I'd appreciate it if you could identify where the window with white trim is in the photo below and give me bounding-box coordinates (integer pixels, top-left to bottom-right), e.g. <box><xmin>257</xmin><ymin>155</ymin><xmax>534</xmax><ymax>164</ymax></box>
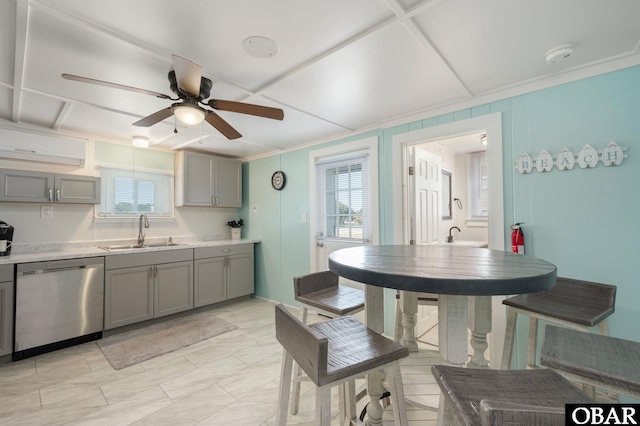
<box><xmin>315</xmin><ymin>152</ymin><xmax>370</xmax><ymax>241</ymax></box>
<box><xmin>98</xmin><ymin>167</ymin><xmax>173</xmax><ymax>217</ymax></box>
<box><xmin>467</xmin><ymin>151</ymin><xmax>488</xmax><ymax>218</ymax></box>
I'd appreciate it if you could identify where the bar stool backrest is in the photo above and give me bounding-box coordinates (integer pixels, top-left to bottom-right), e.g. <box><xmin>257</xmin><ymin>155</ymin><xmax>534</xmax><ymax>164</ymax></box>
<box><xmin>293</xmin><ymin>270</ymin><xmax>339</xmax><ymax>299</ymax></box>
<box><xmin>275</xmin><ymin>303</ymin><xmax>328</xmax><ymax>386</ymax></box>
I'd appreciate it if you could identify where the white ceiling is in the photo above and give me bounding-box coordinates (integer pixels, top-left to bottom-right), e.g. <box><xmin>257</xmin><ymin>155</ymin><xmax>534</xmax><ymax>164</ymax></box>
<box><xmin>2</xmin><ymin>0</ymin><xmax>640</xmax><ymax>159</ymax></box>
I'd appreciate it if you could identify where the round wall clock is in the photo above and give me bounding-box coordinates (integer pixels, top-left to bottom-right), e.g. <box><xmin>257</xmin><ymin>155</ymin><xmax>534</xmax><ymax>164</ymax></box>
<box><xmin>271</xmin><ymin>171</ymin><xmax>286</xmax><ymax>190</ymax></box>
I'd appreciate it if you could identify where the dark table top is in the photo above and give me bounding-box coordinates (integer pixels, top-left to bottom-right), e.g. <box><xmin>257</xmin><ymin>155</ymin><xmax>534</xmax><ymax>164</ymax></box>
<box><xmin>328</xmin><ymin>245</ymin><xmax>557</xmax><ymax>296</ymax></box>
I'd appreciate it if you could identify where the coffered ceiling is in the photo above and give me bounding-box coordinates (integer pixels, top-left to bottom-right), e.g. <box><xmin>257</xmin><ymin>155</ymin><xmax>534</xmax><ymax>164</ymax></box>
<box><xmin>2</xmin><ymin>0</ymin><xmax>639</xmax><ymax>158</ymax></box>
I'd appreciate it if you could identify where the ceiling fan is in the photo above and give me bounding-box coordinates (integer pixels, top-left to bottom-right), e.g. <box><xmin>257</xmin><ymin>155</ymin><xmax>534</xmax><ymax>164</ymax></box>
<box><xmin>62</xmin><ymin>54</ymin><xmax>284</xmax><ymax>140</ymax></box>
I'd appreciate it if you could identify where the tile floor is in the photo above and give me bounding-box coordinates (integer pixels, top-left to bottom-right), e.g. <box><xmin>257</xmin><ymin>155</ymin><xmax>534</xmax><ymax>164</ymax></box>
<box><xmin>0</xmin><ymin>297</ymin><xmax>437</xmax><ymax>426</ymax></box>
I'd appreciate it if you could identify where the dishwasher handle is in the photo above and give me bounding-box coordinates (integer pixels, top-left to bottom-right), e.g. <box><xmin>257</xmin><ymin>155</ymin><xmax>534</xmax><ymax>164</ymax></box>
<box><xmin>17</xmin><ymin>257</ymin><xmax>105</xmax><ymax>275</ymax></box>
<box><xmin>19</xmin><ymin>265</ymin><xmax>93</xmax><ymax>275</ymax></box>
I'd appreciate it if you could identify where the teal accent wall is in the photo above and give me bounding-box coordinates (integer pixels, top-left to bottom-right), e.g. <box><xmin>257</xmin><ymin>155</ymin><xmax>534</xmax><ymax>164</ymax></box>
<box><xmin>243</xmin><ymin>65</ymin><xmax>640</xmax><ymax>368</ymax></box>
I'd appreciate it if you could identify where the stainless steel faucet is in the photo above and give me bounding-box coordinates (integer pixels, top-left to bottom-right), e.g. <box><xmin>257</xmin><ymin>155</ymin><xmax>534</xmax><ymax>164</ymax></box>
<box><xmin>447</xmin><ymin>226</ymin><xmax>461</xmax><ymax>243</ymax></box>
<box><xmin>138</xmin><ymin>214</ymin><xmax>149</xmax><ymax>246</ymax></box>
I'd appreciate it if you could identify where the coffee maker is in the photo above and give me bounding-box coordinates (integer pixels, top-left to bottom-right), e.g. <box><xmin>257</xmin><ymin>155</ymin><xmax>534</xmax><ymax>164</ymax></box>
<box><xmin>0</xmin><ymin>221</ymin><xmax>14</xmax><ymax>256</ymax></box>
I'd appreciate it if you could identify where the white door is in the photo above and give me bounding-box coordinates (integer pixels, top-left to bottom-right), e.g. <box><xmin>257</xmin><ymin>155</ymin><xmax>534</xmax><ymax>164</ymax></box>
<box><xmin>309</xmin><ymin>138</ymin><xmax>379</xmax><ymax>325</ymax></box>
<box><xmin>412</xmin><ymin>147</ymin><xmax>442</xmax><ymax>337</ymax></box>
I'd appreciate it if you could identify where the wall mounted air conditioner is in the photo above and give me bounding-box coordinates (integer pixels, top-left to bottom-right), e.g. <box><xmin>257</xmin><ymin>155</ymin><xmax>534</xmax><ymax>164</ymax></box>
<box><xmin>0</xmin><ymin>128</ymin><xmax>86</xmax><ymax>166</ymax></box>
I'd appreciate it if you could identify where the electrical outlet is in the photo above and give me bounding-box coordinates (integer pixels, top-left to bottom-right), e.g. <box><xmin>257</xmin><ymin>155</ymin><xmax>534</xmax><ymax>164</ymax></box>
<box><xmin>41</xmin><ymin>205</ymin><xmax>53</xmax><ymax>219</ymax></box>
<box><xmin>252</xmin><ymin>205</ymin><xmax>258</xmax><ymax>213</ymax></box>
<box><xmin>206</xmin><ymin>212</ymin><xmax>212</xmax><ymax>219</ymax></box>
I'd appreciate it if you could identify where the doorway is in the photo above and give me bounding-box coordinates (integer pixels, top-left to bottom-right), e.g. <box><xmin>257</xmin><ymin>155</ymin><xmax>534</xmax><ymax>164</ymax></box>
<box><xmin>391</xmin><ymin>113</ymin><xmax>506</xmax><ymax>364</ymax></box>
<box><xmin>409</xmin><ymin>134</ymin><xmax>489</xmax><ymax>338</ymax></box>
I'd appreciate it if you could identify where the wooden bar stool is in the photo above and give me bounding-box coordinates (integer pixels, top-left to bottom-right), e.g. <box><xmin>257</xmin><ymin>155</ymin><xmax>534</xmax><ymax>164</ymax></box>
<box><xmin>541</xmin><ymin>324</ymin><xmax>640</xmax><ymax>401</ymax></box>
<box><xmin>394</xmin><ymin>290</ymin><xmax>438</xmax><ymax>343</ymax></box>
<box><xmin>431</xmin><ymin>364</ymin><xmax>594</xmax><ymax>426</ymax></box>
<box><xmin>275</xmin><ymin>304</ymin><xmax>410</xmax><ymax>426</ymax></box>
<box><xmin>291</xmin><ymin>270</ymin><xmax>365</xmax><ymax>415</ymax></box>
<box><xmin>501</xmin><ymin>277</ymin><xmax>616</xmax><ymax>370</ymax></box>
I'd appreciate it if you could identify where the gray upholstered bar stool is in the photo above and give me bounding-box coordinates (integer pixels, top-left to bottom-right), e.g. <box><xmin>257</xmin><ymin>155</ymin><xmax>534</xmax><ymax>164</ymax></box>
<box><xmin>431</xmin><ymin>364</ymin><xmax>594</xmax><ymax>426</ymax></box>
<box><xmin>290</xmin><ymin>270</ymin><xmax>365</xmax><ymax>415</ymax></box>
<box><xmin>501</xmin><ymin>277</ymin><xmax>616</xmax><ymax>370</ymax></box>
<box><xmin>541</xmin><ymin>324</ymin><xmax>640</xmax><ymax>401</ymax></box>
<box><xmin>275</xmin><ymin>304</ymin><xmax>410</xmax><ymax>426</ymax></box>
<box><xmin>394</xmin><ymin>290</ymin><xmax>438</xmax><ymax>342</ymax></box>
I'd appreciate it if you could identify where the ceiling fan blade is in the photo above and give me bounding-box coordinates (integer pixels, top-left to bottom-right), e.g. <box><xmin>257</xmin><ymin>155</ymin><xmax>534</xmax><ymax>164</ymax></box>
<box><xmin>132</xmin><ymin>107</ymin><xmax>174</xmax><ymax>127</ymax></box>
<box><xmin>61</xmin><ymin>74</ymin><xmax>171</xmax><ymax>99</ymax></box>
<box><xmin>208</xmin><ymin>99</ymin><xmax>284</xmax><ymax>120</ymax></box>
<box><xmin>205</xmin><ymin>111</ymin><xmax>242</xmax><ymax>140</ymax></box>
<box><xmin>171</xmin><ymin>54</ymin><xmax>202</xmax><ymax>97</ymax></box>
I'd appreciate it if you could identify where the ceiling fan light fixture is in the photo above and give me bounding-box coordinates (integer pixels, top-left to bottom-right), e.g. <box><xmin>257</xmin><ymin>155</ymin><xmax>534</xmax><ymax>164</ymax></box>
<box><xmin>132</xmin><ymin>136</ymin><xmax>149</xmax><ymax>148</ymax></box>
<box><xmin>173</xmin><ymin>104</ymin><xmax>206</xmax><ymax>125</ymax></box>
<box><xmin>545</xmin><ymin>44</ymin><xmax>573</xmax><ymax>64</ymax></box>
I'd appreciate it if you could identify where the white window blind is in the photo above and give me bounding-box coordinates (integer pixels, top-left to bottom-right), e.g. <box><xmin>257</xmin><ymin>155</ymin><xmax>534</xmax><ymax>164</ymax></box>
<box><xmin>467</xmin><ymin>151</ymin><xmax>488</xmax><ymax>218</ymax></box>
<box><xmin>315</xmin><ymin>152</ymin><xmax>370</xmax><ymax>242</ymax></box>
<box><xmin>98</xmin><ymin>167</ymin><xmax>173</xmax><ymax>217</ymax></box>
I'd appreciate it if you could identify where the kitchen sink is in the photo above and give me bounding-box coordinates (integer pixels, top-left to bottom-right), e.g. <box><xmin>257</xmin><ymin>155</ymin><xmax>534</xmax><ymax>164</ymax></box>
<box><xmin>99</xmin><ymin>242</ymin><xmax>184</xmax><ymax>251</ymax></box>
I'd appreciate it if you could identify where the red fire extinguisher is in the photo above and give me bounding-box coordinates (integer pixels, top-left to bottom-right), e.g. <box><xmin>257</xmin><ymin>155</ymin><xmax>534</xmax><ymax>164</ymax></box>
<box><xmin>511</xmin><ymin>223</ymin><xmax>525</xmax><ymax>254</ymax></box>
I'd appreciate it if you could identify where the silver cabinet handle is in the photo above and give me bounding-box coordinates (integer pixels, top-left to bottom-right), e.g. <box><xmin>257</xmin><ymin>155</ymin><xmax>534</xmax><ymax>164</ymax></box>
<box><xmin>48</xmin><ymin>188</ymin><xmax>53</xmax><ymax>202</ymax></box>
<box><xmin>222</xmin><ymin>249</ymin><xmax>231</xmax><ymax>253</ymax></box>
<box><xmin>154</xmin><ymin>266</ymin><xmax>158</xmax><ymax>278</ymax></box>
<box><xmin>316</xmin><ymin>241</ymin><xmax>324</xmax><ymax>247</ymax></box>
<box><xmin>148</xmin><ymin>266</ymin><xmax>152</xmax><ymax>279</ymax></box>
<box><xmin>56</xmin><ymin>189</ymin><xmax>60</xmax><ymax>202</ymax></box>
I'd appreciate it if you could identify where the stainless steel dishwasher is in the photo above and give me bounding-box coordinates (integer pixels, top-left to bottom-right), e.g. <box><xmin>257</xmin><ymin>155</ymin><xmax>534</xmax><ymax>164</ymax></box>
<box><xmin>14</xmin><ymin>257</ymin><xmax>104</xmax><ymax>360</ymax></box>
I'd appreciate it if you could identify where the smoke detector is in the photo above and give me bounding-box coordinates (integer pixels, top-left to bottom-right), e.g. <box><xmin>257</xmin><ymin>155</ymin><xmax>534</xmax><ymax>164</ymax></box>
<box><xmin>545</xmin><ymin>44</ymin><xmax>573</xmax><ymax>64</ymax></box>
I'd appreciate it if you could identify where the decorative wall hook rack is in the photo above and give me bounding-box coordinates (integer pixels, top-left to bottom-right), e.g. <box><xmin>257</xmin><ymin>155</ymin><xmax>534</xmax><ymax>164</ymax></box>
<box><xmin>515</xmin><ymin>141</ymin><xmax>627</xmax><ymax>174</ymax></box>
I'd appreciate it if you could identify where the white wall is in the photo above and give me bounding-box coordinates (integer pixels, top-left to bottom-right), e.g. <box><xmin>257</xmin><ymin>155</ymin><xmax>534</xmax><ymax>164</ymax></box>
<box><xmin>0</xmin><ymin>139</ymin><xmax>240</xmax><ymax>245</ymax></box>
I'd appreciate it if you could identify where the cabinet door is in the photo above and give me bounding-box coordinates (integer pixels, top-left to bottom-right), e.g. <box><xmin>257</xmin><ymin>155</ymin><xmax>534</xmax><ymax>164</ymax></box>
<box><xmin>182</xmin><ymin>152</ymin><xmax>214</xmax><ymax>206</ymax></box>
<box><xmin>213</xmin><ymin>157</ymin><xmax>242</xmax><ymax>207</ymax></box>
<box><xmin>155</xmin><ymin>261</ymin><xmax>193</xmax><ymax>318</ymax></box>
<box><xmin>55</xmin><ymin>174</ymin><xmax>101</xmax><ymax>204</ymax></box>
<box><xmin>0</xmin><ymin>169</ymin><xmax>54</xmax><ymax>202</ymax></box>
<box><xmin>226</xmin><ymin>253</ymin><xmax>254</xmax><ymax>299</ymax></box>
<box><xmin>194</xmin><ymin>256</ymin><xmax>226</xmax><ymax>307</ymax></box>
<box><xmin>0</xmin><ymin>281</ymin><xmax>14</xmax><ymax>356</ymax></box>
<box><xmin>104</xmin><ymin>266</ymin><xmax>153</xmax><ymax>330</ymax></box>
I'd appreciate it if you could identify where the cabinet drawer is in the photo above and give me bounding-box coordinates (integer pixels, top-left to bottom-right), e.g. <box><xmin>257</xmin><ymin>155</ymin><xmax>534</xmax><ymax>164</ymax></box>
<box><xmin>194</xmin><ymin>244</ymin><xmax>253</xmax><ymax>259</ymax></box>
<box><xmin>105</xmin><ymin>248</ymin><xmax>193</xmax><ymax>269</ymax></box>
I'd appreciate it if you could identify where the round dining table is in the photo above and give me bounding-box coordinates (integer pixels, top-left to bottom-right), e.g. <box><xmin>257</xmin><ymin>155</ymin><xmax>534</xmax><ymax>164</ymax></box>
<box><xmin>328</xmin><ymin>244</ymin><xmax>557</xmax><ymax>425</ymax></box>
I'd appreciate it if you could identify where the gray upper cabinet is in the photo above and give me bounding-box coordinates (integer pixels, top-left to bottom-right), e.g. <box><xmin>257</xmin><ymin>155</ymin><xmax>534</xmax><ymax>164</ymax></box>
<box><xmin>175</xmin><ymin>151</ymin><xmax>241</xmax><ymax>207</ymax></box>
<box><xmin>0</xmin><ymin>168</ymin><xmax>100</xmax><ymax>204</ymax></box>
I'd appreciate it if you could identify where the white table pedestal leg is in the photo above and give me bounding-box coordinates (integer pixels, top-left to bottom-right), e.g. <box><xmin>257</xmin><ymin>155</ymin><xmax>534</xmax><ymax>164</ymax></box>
<box><xmin>364</xmin><ymin>285</ymin><xmax>385</xmax><ymax>426</ymax></box>
<box><xmin>467</xmin><ymin>295</ymin><xmax>492</xmax><ymax>368</ymax></box>
<box><xmin>400</xmin><ymin>291</ymin><xmax>419</xmax><ymax>352</ymax></box>
<box><xmin>438</xmin><ymin>295</ymin><xmax>469</xmax><ymax>367</ymax></box>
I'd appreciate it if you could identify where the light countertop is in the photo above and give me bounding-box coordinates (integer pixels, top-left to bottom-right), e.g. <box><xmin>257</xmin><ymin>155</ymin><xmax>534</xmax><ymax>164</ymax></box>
<box><xmin>0</xmin><ymin>237</ymin><xmax>260</xmax><ymax>265</ymax></box>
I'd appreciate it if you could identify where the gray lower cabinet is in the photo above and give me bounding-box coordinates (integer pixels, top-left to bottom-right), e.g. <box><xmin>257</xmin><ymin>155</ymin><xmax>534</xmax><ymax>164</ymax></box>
<box><xmin>104</xmin><ymin>249</ymin><xmax>193</xmax><ymax>330</ymax></box>
<box><xmin>0</xmin><ymin>264</ymin><xmax>14</xmax><ymax>356</ymax></box>
<box><xmin>0</xmin><ymin>168</ymin><xmax>100</xmax><ymax>204</ymax></box>
<box><xmin>194</xmin><ymin>244</ymin><xmax>254</xmax><ymax>307</ymax></box>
